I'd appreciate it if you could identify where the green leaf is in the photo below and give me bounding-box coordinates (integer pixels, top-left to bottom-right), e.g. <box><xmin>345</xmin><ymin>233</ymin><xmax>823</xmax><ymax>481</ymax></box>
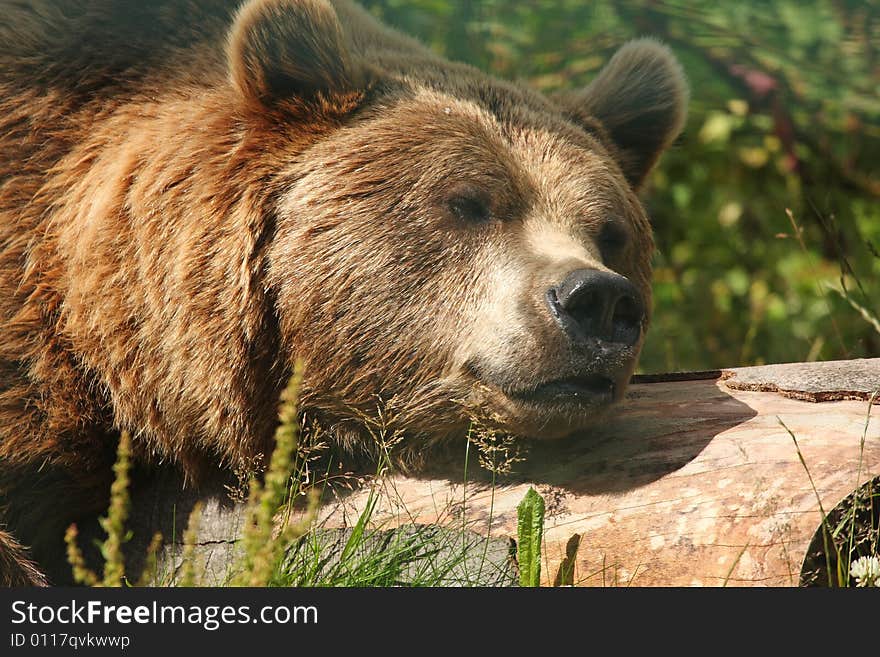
<box><xmin>516</xmin><ymin>487</ymin><xmax>545</xmax><ymax>587</ymax></box>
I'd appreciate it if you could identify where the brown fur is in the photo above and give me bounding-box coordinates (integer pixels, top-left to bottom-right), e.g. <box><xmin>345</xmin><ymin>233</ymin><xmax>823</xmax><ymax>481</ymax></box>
<box><xmin>0</xmin><ymin>530</ymin><xmax>47</xmax><ymax>586</ymax></box>
<box><xmin>0</xmin><ymin>0</ymin><xmax>687</xmax><ymax>584</ymax></box>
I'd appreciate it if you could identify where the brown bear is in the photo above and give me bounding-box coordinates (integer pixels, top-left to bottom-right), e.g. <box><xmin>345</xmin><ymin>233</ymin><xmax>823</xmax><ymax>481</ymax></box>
<box><xmin>0</xmin><ymin>0</ymin><xmax>687</xmax><ymax>585</ymax></box>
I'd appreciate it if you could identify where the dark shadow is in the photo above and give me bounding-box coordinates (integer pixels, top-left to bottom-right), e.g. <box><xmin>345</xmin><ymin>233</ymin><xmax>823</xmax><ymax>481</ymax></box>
<box><xmin>417</xmin><ymin>376</ymin><xmax>758</xmax><ymax>495</ymax></box>
<box><xmin>800</xmin><ymin>475</ymin><xmax>880</xmax><ymax>587</ymax></box>
<box><xmin>1</xmin><ymin>457</ymin><xmax>114</xmax><ymax>586</ymax></box>
<box><xmin>84</xmin><ymin>465</ymin><xmax>242</xmax><ymax>581</ymax></box>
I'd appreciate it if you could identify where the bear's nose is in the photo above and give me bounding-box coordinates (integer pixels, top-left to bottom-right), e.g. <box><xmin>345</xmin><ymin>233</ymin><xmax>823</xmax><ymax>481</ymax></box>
<box><xmin>546</xmin><ymin>269</ymin><xmax>645</xmax><ymax>346</ymax></box>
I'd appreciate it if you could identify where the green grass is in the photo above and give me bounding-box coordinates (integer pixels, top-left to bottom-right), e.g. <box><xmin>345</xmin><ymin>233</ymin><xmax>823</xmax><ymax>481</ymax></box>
<box><xmin>65</xmin><ymin>430</ymin><xmax>135</xmax><ymax>587</ymax></box>
<box><xmin>785</xmin><ymin>393</ymin><xmax>880</xmax><ymax>587</ymax></box>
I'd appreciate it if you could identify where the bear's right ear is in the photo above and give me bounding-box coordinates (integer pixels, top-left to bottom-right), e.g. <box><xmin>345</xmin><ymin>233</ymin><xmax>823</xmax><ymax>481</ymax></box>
<box><xmin>227</xmin><ymin>0</ymin><xmax>364</xmax><ymax>109</ymax></box>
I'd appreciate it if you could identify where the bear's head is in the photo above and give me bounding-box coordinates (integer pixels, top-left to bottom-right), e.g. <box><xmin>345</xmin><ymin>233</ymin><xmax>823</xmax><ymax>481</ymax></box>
<box><xmin>228</xmin><ymin>0</ymin><xmax>688</xmax><ymax>448</ymax></box>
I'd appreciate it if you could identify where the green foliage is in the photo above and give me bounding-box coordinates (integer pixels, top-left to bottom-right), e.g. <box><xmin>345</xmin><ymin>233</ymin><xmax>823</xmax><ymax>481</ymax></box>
<box><xmin>176</xmin><ymin>503</ymin><xmax>203</xmax><ymax>587</ymax></box>
<box><xmin>278</xmin><ymin>409</ymin><xmax>512</xmax><ymax>586</ymax></box>
<box><xmin>65</xmin><ymin>431</ymin><xmax>134</xmax><ymax>587</ymax></box>
<box><xmin>516</xmin><ymin>487</ymin><xmax>545</xmax><ymax>587</ymax></box>
<box><xmin>66</xmin><ymin>367</ymin><xmax>313</xmax><ymax>587</ymax></box>
<box><xmin>362</xmin><ymin>0</ymin><xmax>880</xmax><ymax>370</ymax></box>
<box><xmin>232</xmin><ymin>362</ymin><xmax>311</xmax><ymax>586</ymax></box>
<box><xmin>99</xmin><ymin>430</ymin><xmax>133</xmax><ymax>586</ymax></box>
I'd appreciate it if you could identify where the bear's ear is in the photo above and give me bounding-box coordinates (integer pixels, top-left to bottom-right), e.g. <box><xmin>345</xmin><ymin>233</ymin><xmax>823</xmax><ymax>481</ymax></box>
<box><xmin>227</xmin><ymin>0</ymin><xmax>363</xmax><ymax>108</ymax></box>
<box><xmin>557</xmin><ymin>39</ymin><xmax>688</xmax><ymax>189</ymax></box>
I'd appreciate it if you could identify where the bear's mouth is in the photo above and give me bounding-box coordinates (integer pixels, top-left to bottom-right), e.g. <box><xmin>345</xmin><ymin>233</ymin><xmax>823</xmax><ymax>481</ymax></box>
<box><xmin>463</xmin><ymin>359</ymin><xmax>625</xmax><ymax>413</ymax></box>
<box><xmin>507</xmin><ymin>374</ymin><xmax>615</xmax><ymax>405</ymax></box>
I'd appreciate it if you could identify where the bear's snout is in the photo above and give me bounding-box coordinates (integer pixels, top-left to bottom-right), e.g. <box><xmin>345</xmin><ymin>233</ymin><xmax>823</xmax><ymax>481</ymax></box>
<box><xmin>546</xmin><ymin>268</ymin><xmax>645</xmax><ymax>347</ymax></box>
<box><xmin>460</xmin><ymin>263</ymin><xmax>647</xmax><ymax>437</ymax></box>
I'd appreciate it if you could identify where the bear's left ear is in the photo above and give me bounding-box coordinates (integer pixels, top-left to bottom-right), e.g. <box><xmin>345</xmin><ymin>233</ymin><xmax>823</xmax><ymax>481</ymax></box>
<box><xmin>227</xmin><ymin>0</ymin><xmax>365</xmax><ymax>110</ymax></box>
<box><xmin>556</xmin><ymin>39</ymin><xmax>689</xmax><ymax>189</ymax></box>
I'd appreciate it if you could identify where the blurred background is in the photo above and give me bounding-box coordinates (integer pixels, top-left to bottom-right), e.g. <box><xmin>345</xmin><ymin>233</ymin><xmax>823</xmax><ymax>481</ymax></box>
<box><xmin>361</xmin><ymin>0</ymin><xmax>880</xmax><ymax>373</ymax></box>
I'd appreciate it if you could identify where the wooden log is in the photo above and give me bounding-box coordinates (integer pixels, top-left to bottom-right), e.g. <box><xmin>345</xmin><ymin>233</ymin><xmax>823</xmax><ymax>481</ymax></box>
<box><xmin>311</xmin><ymin>358</ymin><xmax>880</xmax><ymax>586</ymax></box>
<box><xmin>88</xmin><ymin>358</ymin><xmax>880</xmax><ymax>586</ymax></box>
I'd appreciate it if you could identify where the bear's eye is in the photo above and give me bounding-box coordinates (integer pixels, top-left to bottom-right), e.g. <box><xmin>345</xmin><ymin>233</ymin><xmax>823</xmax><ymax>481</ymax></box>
<box><xmin>446</xmin><ymin>192</ymin><xmax>492</xmax><ymax>225</ymax></box>
<box><xmin>597</xmin><ymin>220</ymin><xmax>629</xmax><ymax>259</ymax></box>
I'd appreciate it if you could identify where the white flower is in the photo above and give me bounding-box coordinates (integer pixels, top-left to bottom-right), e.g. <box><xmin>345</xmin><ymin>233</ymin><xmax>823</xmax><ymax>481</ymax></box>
<box><xmin>849</xmin><ymin>555</ymin><xmax>880</xmax><ymax>587</ymax></box>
